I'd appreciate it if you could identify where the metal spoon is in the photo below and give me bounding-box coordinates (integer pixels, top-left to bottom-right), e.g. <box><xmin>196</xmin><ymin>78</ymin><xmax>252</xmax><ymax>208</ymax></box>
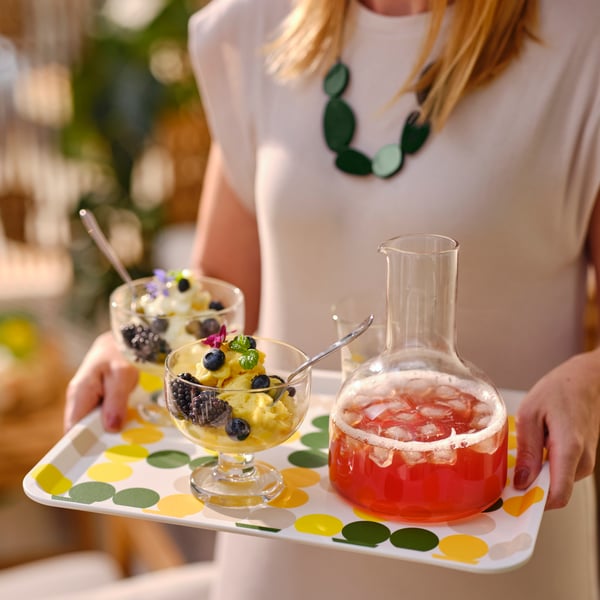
<box><xmin>79</xmin><ymin>208</ymin><xmax>135</xmax><ymax>293</ymax></box>
<box><xmin>286</xmin><ymin>313</ymin><xmax>374</xmax><ymax>384</ymax></box>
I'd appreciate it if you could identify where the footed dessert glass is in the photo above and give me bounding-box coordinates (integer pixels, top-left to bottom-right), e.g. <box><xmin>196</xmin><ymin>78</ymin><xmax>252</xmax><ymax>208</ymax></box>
<box><xmin>164</xmin><ymin>334</ymin><xmax>311</xmax><ymax>507</ymax></box>
<box><xmin>110</xmin><ymin>270</ymin><xmax>245</xmax><ymax>425</ymax></box>
<box><xmin>329</xmin><ymin>234</ymin><xmax>508</xmax><ymax>522</ymax></box>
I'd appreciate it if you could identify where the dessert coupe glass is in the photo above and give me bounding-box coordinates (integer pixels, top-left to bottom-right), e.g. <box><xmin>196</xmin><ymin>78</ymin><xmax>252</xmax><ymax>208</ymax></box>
<box><xmin>110</xmin><ymin>271</ymin><xmax>245</xmax><ymax>425</ymax></box>
<box><xmin>164</xmin><ymin>336</ymin><xmax>311</xmax><ymax>507</ymax></box>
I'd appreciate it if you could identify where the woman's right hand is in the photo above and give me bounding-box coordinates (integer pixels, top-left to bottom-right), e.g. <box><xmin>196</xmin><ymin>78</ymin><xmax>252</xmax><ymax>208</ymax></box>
<box><xmin>64</xmin><ymin>331</ymin><xmax>139</xmax><ymax>433</ymax></box>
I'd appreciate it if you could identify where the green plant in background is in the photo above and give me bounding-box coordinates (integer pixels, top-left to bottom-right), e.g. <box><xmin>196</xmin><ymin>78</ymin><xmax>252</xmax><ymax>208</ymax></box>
<box><xmin>61</xmin><ymin>0</ymin><xmax>205</xmax><ymax>326</ymax></box>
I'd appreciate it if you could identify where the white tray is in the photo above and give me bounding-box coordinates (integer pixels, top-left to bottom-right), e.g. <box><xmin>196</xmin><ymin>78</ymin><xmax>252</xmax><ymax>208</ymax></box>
<box><xmin>23</xmin><ymin>370</ymin><xmax>548</xmax><ymax>573</ymax></box>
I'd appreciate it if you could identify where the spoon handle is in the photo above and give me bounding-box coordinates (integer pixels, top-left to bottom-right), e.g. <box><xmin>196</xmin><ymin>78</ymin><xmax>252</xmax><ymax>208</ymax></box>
<box><xmin>79</xmin><ymin>209</ymin><xmax>134</xmax><ymax>286</ymax></box>
<box><xmin>287</xmin><ymin>313</ymin><xmax>374</xmax><ymax>383</ymax></box>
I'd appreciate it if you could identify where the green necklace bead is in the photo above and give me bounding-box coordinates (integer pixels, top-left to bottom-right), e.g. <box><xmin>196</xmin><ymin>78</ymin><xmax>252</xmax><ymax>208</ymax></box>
<box><xmin>322</xmin><ymin>60</ymin><xmax>431</xmax><ymax>179</ymax></box>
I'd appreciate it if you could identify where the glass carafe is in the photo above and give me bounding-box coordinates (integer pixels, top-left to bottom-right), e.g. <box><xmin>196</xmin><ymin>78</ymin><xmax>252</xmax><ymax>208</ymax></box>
<box><xmin>329</xmin><ymin>234</ymin><xmax>508</xmax><ymax>522</ymax></box>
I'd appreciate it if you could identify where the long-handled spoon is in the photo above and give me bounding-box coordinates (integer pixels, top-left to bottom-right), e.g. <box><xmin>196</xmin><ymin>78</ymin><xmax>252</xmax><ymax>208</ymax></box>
<box><xmin>286</xmin><ymin>313</ymin><xmax>374</xmax><ymax>384</ymax></box>
<box><xmin>79</xmin><ymin>208</ymin><xmax>135</xmax><ymax>294</ymax></box>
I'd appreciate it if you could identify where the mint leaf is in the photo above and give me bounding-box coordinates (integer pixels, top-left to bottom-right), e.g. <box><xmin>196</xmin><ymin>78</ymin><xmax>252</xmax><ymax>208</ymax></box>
<box><xmin>239</xmin><ymin>349</ymin><xmax>259</xmax><ymax>370</ymax></box>
<box><xmin>229</xmin><ymin>334</ymin><xmax>251</xmax><ymax>353</ymax></box>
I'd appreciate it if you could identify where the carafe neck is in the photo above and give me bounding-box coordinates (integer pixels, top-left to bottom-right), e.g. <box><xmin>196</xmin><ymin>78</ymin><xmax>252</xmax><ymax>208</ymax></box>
<box><xmin>379</xmin><ymin>234</ymin><xmax>459</xmax><ymax>357</ymax></box>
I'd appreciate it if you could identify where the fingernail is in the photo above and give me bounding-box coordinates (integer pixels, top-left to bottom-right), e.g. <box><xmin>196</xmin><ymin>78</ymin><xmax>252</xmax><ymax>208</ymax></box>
<box><xmin>514</xmin><ymin>468</ymin><xmax>530</xmax><ymax>488</ymax></box>
<box><xmin>106</xmin><ymin>414</ymin><xmax>122</xmax><ymax>431</ymax></box>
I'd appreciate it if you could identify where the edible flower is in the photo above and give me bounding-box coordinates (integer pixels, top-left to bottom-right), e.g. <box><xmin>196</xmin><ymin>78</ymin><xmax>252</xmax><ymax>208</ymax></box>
<box><xmin>146</xmin><ymin>269</ymin><xmax>174</xmax><ymax>298</ymax></box>
<box><xmin>203</xmin><ymin>324</ymin><xmax>228</xmax><ymax>348</ymax></box>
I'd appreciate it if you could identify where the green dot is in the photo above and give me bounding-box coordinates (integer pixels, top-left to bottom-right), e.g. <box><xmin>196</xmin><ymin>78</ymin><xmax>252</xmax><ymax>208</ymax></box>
<box><xmin>287</xmin><ymin>449</ymin><xmax>328</xmax><ymax>469</ymax></box>
<box><xmin>69</xmin><ymin>481</ymin><xmax>115</xmax><ymax>504</ymax></box>
<box><xmin>147</xmin><ymin>450</ymin><xmax>190</xmax><ymax>469</ymax></box>
<box><xmin>300</xmin><ymin>430</ymin><xmax>329</xmax><ymax>449</ymax></box>
<box><xmin>342</xmin><ymin>521</ymin><xmax>391</xmax><ymax>545</ymax></box>
<box><xmin>311</xmin><ymin>415</ymin><xmax>330</xmax><ymax>431</ymax></box>
<box><xmin>113</xmin><ymin>487</ymin><xmax>160</xmax><ymax>508</ymax></box>
<box><xmin>390</xmin><ymin>527</ymin><xmax>439</xmax><ymax>552</ymax></box>
<box><xmin>190</xmin><ymin>455</ymin><xmax>218</xmax><ymax>469</ymax></box>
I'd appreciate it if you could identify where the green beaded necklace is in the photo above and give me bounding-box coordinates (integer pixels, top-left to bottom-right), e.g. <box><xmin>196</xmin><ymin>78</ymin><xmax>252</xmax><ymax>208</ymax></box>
<box><xmin>323</xmin><ymin>60</ymin><xmax>432</xmax><ymax>178</ymax></box>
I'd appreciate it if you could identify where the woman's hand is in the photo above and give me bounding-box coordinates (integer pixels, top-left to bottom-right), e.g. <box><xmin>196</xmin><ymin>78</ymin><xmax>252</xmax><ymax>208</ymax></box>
<box><xmin>64</xmin><ymin>331</ymin><xmax>138</xmax><ymax>433</ymax></box>
<box><xmin>514</xmin><ymin>349</ymin><xmax>600</xmax><ymax>509</ymax></box>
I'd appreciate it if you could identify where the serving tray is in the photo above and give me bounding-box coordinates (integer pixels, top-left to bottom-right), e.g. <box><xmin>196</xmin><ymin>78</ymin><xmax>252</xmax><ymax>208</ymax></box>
<box><xmin>23</xmin><ymin>370</ymin><xmax>548</xmax><ymax>573</ymax></box>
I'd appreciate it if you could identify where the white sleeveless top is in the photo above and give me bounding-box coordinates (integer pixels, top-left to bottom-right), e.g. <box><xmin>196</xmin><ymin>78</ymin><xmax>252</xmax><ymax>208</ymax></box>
<box><xmin>189</xmin><ymin>1</ymin><xmax>600</xmax><ymax>598</ymax></box>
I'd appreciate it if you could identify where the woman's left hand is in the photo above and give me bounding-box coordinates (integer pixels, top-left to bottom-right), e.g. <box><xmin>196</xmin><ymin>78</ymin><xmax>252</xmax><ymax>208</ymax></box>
<box><xmin>514</xmin><ymin>349</ymin><xmax>600</xmax><ymax>509</ymax></box>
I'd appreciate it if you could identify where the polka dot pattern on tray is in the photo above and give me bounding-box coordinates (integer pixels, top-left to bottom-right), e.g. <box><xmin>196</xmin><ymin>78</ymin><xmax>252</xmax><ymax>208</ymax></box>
<box><xmin>23</xmin><ymin>381</ymin><xmax>548</xmax><ymax>574</ymax></box>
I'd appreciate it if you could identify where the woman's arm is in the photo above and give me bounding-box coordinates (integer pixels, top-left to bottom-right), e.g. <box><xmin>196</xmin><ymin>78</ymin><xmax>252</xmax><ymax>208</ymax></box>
<box><xmin>514</xmin><ymin>187</ymin><xmax>600</xmax><ymax>509</ymax></box>
<box><xmin>191</xmin><ymin>143</ymin><xmax>261</xmax><ymax>334</ymax></box>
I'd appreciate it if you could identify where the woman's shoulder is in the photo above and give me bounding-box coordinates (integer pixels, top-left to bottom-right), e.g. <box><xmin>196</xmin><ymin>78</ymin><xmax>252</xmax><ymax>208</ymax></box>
<box><xmin>540</xmin><ymin>0</ymin><xmax>600</xmax><ymax>42</ymax></box>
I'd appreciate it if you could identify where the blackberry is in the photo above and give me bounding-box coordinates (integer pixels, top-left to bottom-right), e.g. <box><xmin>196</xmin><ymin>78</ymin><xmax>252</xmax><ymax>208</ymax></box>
<box><xmin>203</xmin><ymin>348</ymin><xmax>226</xmax><ymax>371</ymax></box>
<box><xmin>251</xmin><ymin>374</ymin><xmax>271</xmax><ymax>389</ymax></box>
<box><xmin>189</xmin><ymin>391</ymin><xmax>231</xmax><ymax>426</ymax></box>
<box><xmin>170</xmin><ymin>372</ymin><xmax>200</xmax><ymax>418</ymax></box>
<box><xmin>120</xmin><ymin>324</ymin><xmax>170</xmax><ymax>362</ymax></box>
<box><xmin>225</xmin><ymin>417</ymin><xmax>251</xmax><ymax>441</ymax></box>
<box><xmin>208</xmin><ymin>300</ymin><xmax>224</xmax><ymax>311</ymax></box>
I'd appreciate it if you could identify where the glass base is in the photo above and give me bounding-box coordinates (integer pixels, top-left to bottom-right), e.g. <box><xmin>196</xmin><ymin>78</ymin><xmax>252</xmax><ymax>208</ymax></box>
<box><xmin>190</xmin><ymin>455</ymin><xmax>284</xmax><ymax>508</ymax></box>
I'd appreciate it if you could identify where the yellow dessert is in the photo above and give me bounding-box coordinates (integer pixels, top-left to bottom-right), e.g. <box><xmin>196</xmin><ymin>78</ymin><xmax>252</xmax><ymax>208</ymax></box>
<box><xmin>169</xmin><ymin>332</ymin><xmax>299</xmax><ymax>453</ymax></box>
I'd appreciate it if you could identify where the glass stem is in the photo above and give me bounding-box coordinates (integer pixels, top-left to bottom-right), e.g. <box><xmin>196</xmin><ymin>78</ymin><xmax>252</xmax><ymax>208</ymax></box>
<box><xmin>216</xmin><ymin>453</ymin><xmax>257</xmax><ymax>480</ymax></box>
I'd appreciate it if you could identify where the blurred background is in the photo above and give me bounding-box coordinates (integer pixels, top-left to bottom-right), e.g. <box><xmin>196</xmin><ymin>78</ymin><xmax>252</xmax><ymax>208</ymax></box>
<box><xmin>0</xmin><ymin>0</ymin><xmax>217</xmax><ymax>590</ymax></box>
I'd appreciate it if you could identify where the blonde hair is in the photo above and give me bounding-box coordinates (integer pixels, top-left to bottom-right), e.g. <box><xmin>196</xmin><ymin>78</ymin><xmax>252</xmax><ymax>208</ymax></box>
<box><xmin>266</xmin><ymin>0</ymin><xmax>539</xmax><ymax>130</ymax></box>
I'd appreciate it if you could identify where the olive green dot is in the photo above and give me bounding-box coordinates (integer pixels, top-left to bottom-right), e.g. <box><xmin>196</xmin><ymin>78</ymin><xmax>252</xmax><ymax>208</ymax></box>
<box><xmin>390</xmin><ymin>527</ymin><xmax>439</xmax><ymax>552</ymax></box>
<box><xmin>69</xmin><ymin>481</ymin><xmax>115</xmax><ymax>504</ymax></box>
<box><xmin>147</xmin><ymin>450</ymin><xmax>190</xmax><ymax>469</ymax></box>
<box><xmin>113</xmin><ymin>487</ymin><xmax>160</xmax><ymax>509</ymax></box>
<box><xmin>311</xmin><ymin>415</ymin><xmax>330</xmax><ymax>431</ymax></box>
<box><xmin>287</xmin><ymin>449</ymin><xmax>328</xmax><ymax>469</ymax></box>
<box><xmin>342</xmin><ymin>521</ymin><xmax>391</xmax><ymax>545</ymax></box>
<box><xmin>300</xmin><ymin>430</ymin><xmax>329</xmax><ymax>449</ymax></box>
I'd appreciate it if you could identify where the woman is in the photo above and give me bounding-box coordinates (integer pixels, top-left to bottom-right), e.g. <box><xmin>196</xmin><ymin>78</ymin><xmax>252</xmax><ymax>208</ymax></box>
<box><xmin>66</xmin><ymin>0</ymin><xmax>600</xmax><ymax>598</ymax></box>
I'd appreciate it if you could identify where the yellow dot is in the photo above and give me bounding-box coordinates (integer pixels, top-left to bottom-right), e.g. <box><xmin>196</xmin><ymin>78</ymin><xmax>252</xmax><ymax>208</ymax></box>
<box><xmin>139</xmin><ymin>372</ymin><xmax>163</xmax><ymax>392</ymax></box>
<box><xmin>507</xmin><ymin>453</ymin><xmax>516</xmax><ymax>468</ymax></box>
<box><xmin>122</xmin><ymin>427</ymin><xmax>164</xmax><ymax>445</ymax></box>
<box><xmin>281</xmin><ymin>467</ymin><xmax>321</xmax><ymax>488</ymax></box>
<box><xmin>434</xmin><ymin>534</ymin><xmax>489</xmax><ymax>564</ymax></box>
<box><xmin>503</xmin><ymin>486</ymin><xmax>545</xmax><ymax>517</ymax></box>
<box><xmin>269</xmin><ymin>486</ymin><xmax>309</xmax><ymax>509</ymax></box>
<box><xmin>283</xmin><ymin>430</ymin><xmax>302</xmax><ymax>444</ymax></box>
<box><xmin>87</xmin><ymin>462</ymin><xmax>133</xmax><ymax>482</ymax></box>
<box><xmin>294</xmin><ymin>514</ymin><xmax>343</xmax><ymax>536</ymax></box>
<box><xmin>508</xmin><ymin>434</ymin><xmax>517</xmax><ymax>450</ymax></box>
<box><xmin>104</xmin><ymin>444</ymin><xmax>149</xmax><ymax>463</ymax></box>
<box><xmin>144</xmin><ymin>494</ymin><xmax>204</xmax><ymax>517</ymax></box>
<box><xmin>31</xmin><ymin>464</ymin><xmax>72</xmax><ymax>495</ymax></box>
<box><xmin>508</xmin><ymin>415</ymin><xmax>516</xmax><ymax>434</ymax></box>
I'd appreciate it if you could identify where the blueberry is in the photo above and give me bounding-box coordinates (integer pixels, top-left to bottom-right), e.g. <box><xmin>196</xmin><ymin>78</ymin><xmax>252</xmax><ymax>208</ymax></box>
<box><xmin>208</xmin><ymin>300</ymin><xmax>224</xmax><ymax>311</ymax></box>
<box><xmin>150</xmin><ymin>317</ymin><xmax>169</xmax><ymax>334</ymax></box>
<box><xmin>225</xmin><ymin>417</ymin><xmax>251</xmax><ymax>441</ymax></box>
<box><xmin>251</xmin><ymin>374</ymin><xmax>271</xmax><ymax>389</ymax></box>
<box><xmin>203</xmin><ymin>348</ymin><xmax>225</xmax><ymax>371</ymax></box>
<box><xmin>200</xmin><ymin>317</ymin><xmax>221</xmax><ymax>337</ymax></box>
<box><xmin>178</xmin><ymin>278</ymin><xmax>191</xmax><ymax>292</ymax></box>
<box><xmin>247</xmin><ymin>336</ymin><xmax>257</xmax><ymax>349</ymax></box>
